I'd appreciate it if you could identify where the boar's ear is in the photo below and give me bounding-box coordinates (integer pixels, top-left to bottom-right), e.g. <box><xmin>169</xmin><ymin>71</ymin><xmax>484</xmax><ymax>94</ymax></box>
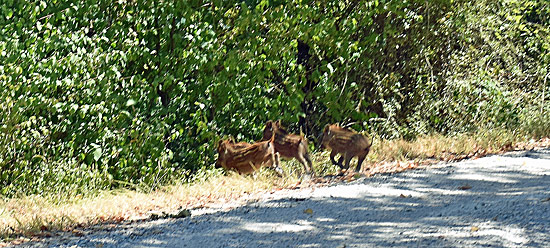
<box><xmin>265</xmin><ymin>120</ymin><xmax>273</xmax><ymax>129</ymax></box>
<box><xmin>216</xmin><ymin>139</ymin><xmax>223</xmax><ymax>149</ymax></box>
<box><xmin>324</xmin><ymin>124</ymin><xmax>332</xmax><ymax>136</ymax></box>
<box><xmin>276</xmin><ymin>120</ymin><xmax>282</xmax><ymax>127</ymax></box>
<box><xmin>267</xmin><ymin>120</ymin><xmax>277</xmax><ymax>132</ymax></box>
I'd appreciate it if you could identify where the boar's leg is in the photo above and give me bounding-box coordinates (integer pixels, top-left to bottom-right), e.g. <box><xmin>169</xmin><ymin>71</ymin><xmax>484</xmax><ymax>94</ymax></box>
<box><xmin>272</xmin><ymin>152</ymin><xmax>285</xmax><ymax>176</ymax></box>
<box><xmin>355</xmin><ymin>153</ymin><xmax>367</xmax><ymax>172</ymax></box>
<box><xmin>297</xmin><ymin>151</ymin><xmax>315</xmax><ymax>176</ymax></box>
<box><xmin>330</xmin><ymin>150</ymin><xmax>343</xmax><ymax>168</ymax></box>
<box><xmin>343</xmin><ymin>153</ymin><xmax>353</xmax><ymax>170</ymax></box>
<box><xmin>354</xmin><ymin>146</ymin><xmax>371</xmax><ymax>172</ymax></box>
<box><xmin>337</xmin><ymin>156</ymin><xmax>344</xmax><ymax>168</ymax></box>
<box><xmin>264</xmin><ymin>151</ymin><xmax>284</xmax><ymax>176</ymax></box>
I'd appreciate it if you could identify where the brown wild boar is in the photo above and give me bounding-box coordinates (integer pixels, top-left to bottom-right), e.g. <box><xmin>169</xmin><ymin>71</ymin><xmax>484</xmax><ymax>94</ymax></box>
<box><xmin>262</xmin><ymin>120</ymin><xmax>314</xmax><ymax>175</ymax></box>
<box><xmin>320</xmin><ymin>124</ymin><xmax>372</xmax><ymax>172</ymax></box>
<box><xmin>215</xmin><ymin>138</ymin><xmax>283</xmax><ymax>176</ymax></box>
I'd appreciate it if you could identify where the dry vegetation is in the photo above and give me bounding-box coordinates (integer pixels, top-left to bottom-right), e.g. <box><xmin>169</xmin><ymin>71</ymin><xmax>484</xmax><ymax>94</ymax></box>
<box><xmin>2</xmin><ymin>132</ymin><xmax>549</xmax><ymax>245</ymax></box>
<box><xmin>0</xmin><ymin>171</ymin><xmax>301</xmax><ymax>245</ymax></box>
<box><xmin>372</xmin><ymin>129</ymin><xmax>520</xmax><ymax>162</ymax></box>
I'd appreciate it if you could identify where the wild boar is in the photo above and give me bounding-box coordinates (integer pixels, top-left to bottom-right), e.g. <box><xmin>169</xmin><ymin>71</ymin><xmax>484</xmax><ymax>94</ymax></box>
<box><xmin>215</xmin><ymin>137</ymin><xmax>283</xmax><ymax>176</ymax></box>
<box><xmin>262</xmin><ymin>120</ymin><xmax>314</xmax><ymax>176</ymax></box>
<box><xmin>321</xmin><ymin>124</ymin><xmax>372</xmax><ymax>172</ymax></box>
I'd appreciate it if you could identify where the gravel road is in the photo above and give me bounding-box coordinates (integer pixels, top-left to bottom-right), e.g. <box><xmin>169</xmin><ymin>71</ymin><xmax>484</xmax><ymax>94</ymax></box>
<box><xmin>18</xmin><ymin>148</ymin><xmax>550</xmax><ymax>247</ymax></box>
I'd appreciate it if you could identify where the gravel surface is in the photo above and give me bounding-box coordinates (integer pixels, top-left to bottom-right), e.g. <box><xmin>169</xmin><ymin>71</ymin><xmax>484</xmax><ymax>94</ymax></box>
<box><xmin>17</xmin><ymin>148</ymin><xmax>550</xmax><ymax>247</ymax></box>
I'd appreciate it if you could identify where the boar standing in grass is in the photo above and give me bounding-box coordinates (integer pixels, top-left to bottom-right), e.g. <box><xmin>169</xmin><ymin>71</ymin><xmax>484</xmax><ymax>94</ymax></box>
<box><xmin>262</xmin><ymin>120</ymin><xmax>314</xmax><ymax>176</ymax></box>
<box><xmin>215</xmin><ymin>136</ymin><xmax>283</xmax><ymax>176</ymax></box>
<box><xmin>320</xmin><ymin>124</ymin><xmax>373</xmax><ymax>173</ymax></box>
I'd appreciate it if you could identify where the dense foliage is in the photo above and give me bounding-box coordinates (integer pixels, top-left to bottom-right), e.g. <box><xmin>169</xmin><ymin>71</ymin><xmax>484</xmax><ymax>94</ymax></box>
<box><xmin>1</xmin><ymin>0</ymin><xmax>548</xmax><ymax>197</ymax></box>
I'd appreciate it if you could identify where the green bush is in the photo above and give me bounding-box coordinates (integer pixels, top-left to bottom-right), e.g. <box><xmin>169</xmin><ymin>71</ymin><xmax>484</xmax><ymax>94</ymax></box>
<box><xmin>0</xmin><ymin>0</ymin><xmax>548</xmax><ymax>198</ymax></box>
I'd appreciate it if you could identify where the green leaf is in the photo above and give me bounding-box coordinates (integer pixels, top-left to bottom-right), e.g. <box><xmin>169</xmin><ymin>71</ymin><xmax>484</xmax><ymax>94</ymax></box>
<box><xmin>327</xmin><ymin>63</ymin><xmax>334</xmax><ymax>74</ymax></box>
<box><xmin>93</xmin><ymin>148</ymin><xmax>102</xmax><ymax>161</ymax></box>
<box><xmin>126</xmin><ymin>99</ymin><xmax>136</xmax><ymax>107</ymax></box>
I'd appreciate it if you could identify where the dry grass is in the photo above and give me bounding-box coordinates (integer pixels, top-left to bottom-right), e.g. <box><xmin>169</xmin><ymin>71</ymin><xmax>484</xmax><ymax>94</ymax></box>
<box><xmin>2</xmin><ymin>129</ymin><xmax>549</xmax><ymax>245</ymax></box>
<box><xmin>371</xmin><ymin>129</ymin><xmax>521</xmax><ymax>162</ymax></box>
<box><xmin>0</xmin><ymin>170</ymin><xmax>300</xmax><ymax>244</ymax></box>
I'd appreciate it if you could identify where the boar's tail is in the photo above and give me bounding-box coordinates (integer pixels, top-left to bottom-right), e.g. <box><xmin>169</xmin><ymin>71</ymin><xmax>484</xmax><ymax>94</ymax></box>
<box><xmin>367</xmin><ymin>135</ymin><xmax>374</xmax><ymax>149</ymax></box>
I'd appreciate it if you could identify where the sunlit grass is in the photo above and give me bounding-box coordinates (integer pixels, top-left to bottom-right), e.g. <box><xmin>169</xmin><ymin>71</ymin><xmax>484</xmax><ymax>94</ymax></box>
<box><xmin>370</xmin><ymin>129</ymin><xmax>522</xmax><ymax>162</ymax></box>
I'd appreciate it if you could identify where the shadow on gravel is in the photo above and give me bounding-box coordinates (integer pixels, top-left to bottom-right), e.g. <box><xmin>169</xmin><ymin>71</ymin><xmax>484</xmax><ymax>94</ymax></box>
<box><xmin>501</xmin><ymin>148</ymin><xmax>550</xmax><ymax>160</ymax></box>
<box><xmin>25</xmin><ymin>149</ymin><xmax>550</xmax><ymax>248</ymax></box>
